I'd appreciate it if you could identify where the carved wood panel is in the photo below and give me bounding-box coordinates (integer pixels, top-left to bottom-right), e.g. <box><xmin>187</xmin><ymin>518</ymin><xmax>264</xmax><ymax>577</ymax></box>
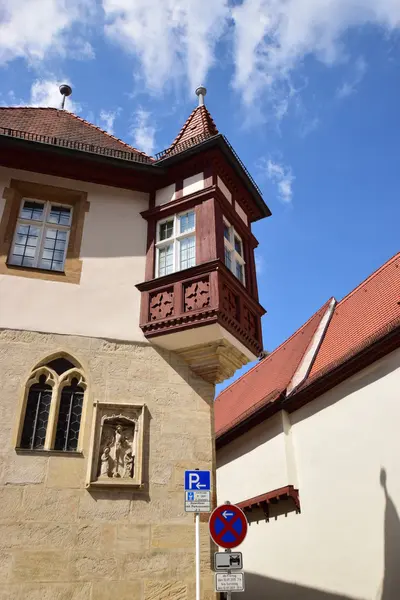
<box><xmin>149</xmin><ymin>288</ymin><xmax>174</xmax><ymax>321</ymax></box>
<box><xmin>184</xmin><ymin>278</ymin><xmax>211</xmax><ymax>312</ymax></box>
<box><xmin>243</xmin><ymin>306</ymin><xmax>257</xmax><ymax>340</ymax></box>
<box><xmin>222</xmin><ymin>284</ymin><xmax>240</xmax><ymax>322</ymax></box>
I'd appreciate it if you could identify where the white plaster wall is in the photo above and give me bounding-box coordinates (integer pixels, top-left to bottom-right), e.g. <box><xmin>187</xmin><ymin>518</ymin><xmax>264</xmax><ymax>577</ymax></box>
<box><xmin>217</xmin><ymin>412</ymin><xmax>288</xmax><ymax>505</ymax></box>
<box><xmin>155</xmin><ymin>183</ymin><xmax>176</xmax><ymax>206</ymax></box>
<box><xmin>216</xmin><ymin>348</ymin><xmax>400</xmax><ymax>600</ymax></box>
<box><xmin>183</xmin><ymin>172</ymin><xmax>204</xmax><ymax>196</ymax></box>
<box><xmin>217</xmin><ymin>176</ymin><xmax>232</xmax><ymax>203</ymax></box>
<box><xmin>0</xmin><ymin>166</ymin><xmax>149</xmax><ymax>343</ymax></box>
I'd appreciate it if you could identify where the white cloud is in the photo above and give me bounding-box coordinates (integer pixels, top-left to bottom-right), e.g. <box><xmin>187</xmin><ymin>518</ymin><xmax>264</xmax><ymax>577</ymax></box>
<box><xmin>0</xmin><ymin>0</ymin><xmax>94</xmax><ymax>66</ymax></box>
<box><xmin>99</xmin><ymin>109</ymin><xmax>120</xmax><ymax>135</ymax></box>
<box><xmin>231</xmin><ymin>0</ymin><xmax>400</xmax><ymax>107</ymax></box>
<box><xmin>336</xmin><ymin>56</ymin><xmax>367</xmax><ymax>98</ymax></box>
<box><xmin>29</xmin><ymin>79</ymin><xmax>81</xmax><ymax>112</ymax></box>
<box><xmin>266</xmin><ymin>159</ymin><xmax>294</xmax><ymax>204</ymax></box>
<box><xmin>102</xmin><ymin>0</ymin><xmax>229</xmax><ymax>93</ymax></box>
<box><xmin>130</xmin><ymin>107</ymin><xmax>156</xmax><ymax>155</ymax></box>
<box><xmin>255</xmin><ymin>253</ymin><xmax>264</xmax><ymax>274</ymax></box>
<box><xmin>3</xmin><ymin>78</ymin><xmax>81</xmax><ymax>112</ymax></box>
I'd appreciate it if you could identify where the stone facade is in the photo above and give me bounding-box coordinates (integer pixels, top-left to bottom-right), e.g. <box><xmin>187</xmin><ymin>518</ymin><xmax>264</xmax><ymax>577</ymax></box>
<box><xmin>0</xmin><ymin>328</ymin><xmax>217</xmax><ymax>599</ymax></box>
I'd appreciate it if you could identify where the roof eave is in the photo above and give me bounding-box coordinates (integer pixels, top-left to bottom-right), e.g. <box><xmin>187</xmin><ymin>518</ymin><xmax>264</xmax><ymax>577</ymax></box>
<box><xmin>216</xmin><ymin>320</ymin><xmax>400</xmax><ymax>449</ymax></box>
<box><xmin>0</xmin><ymin>133</ymin><xmax>163</xmax><ymax>175</ymax></box>
<box><xmin>155</xmin><ymin>134</ymin><xmax>272</xmax><ymax>221</ymax></box>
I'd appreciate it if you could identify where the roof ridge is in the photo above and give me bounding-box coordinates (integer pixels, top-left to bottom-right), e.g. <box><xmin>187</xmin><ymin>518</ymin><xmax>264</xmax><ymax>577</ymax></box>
<box><xmin>336</xmin><ymin>251</ymin><xmax>400</xmax><ymax>308</ymax></box>
<box><xmin>63</xmin><ymin>109</ymin><xmax>152</xmax><ymax>159</ymax></box>
<box><xmin>215</xmin><ymin>296</ymin><xmax>334</xmax><ymax>402</ymax></box>
<box><xmin>168</xmin><ymin>106</ymin><xmax>199</xmax><ymax>151</ymax></box>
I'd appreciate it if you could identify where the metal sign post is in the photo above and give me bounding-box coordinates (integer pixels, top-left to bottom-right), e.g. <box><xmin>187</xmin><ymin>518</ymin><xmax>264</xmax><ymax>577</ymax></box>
<box><xmin>185</xmin><ymin>469</ymin><xmax>211</xmax><ymax>600</ymax></box>
<box><xmin>195</xmin><ymin>510</ymin><xmax>200</xmax><ymax>600</ymax></box>
<box><xmin>211</xmin><ymin>501</ymin><xmax>246</xmax><ymax>596</ymax></box>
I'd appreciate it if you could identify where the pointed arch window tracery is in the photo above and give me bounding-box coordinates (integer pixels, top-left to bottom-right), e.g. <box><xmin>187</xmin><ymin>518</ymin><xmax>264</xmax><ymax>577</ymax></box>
<box><xmin>17</xmin><ymin>355</ymin><xmax>87</xmax><ymax>452</ymax></box>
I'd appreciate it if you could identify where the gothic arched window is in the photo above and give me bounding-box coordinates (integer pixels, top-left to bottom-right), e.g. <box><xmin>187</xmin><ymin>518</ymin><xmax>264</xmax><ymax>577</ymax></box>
<box><xmin>20</xmin><ymin>374</ymin><xmax>53</xmax><ymax>450</ymax></box>
<box><xmin>17</xmin><ymin>355</ymin><xmax>87</xmax><ymax>452</ymax></box>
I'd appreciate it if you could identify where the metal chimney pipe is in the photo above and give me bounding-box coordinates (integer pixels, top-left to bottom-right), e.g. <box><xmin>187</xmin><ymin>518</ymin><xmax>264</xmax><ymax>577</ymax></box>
<box><xmin>195</xmin><ymin>86</ymin><xmax>207</xmax><ymax>106</ymax></box>
<box><xmin>59</xmin><ymin>84</ymin><xmax>72</xmax><ymax>110</ymax></box>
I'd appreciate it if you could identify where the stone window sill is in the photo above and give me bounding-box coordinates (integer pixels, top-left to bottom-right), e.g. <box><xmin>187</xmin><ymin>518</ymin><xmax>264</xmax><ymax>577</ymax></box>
<box><xmin>15</xmin><ymin>448</ymin><xmax>84</xmax><ymax>458</ymax></box>
<box><xmin>86</xmin><ymin>479</ymin><xmax>144</xmax><ymax>490</ymax></box>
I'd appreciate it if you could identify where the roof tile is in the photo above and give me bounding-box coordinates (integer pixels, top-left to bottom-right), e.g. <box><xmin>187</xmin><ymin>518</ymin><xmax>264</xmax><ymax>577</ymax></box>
<box><xmin>0</xmin><ymin>107</ymin><xmax>151</xmax><ymax>158</ymax></box>
<box><xmin>214</xmin><ymin>299</ymin><xmax>332</xmax><ymax>437</ymax></box>
<box><xmin>215</xmin><ymin>252</ymin><xmax>400</xmax><ymax>439</ymax></box>
<box><xmin>308</xmin><ymin>252</ymin><xmax>400</xmax><ymax>379</ymax></box>
<box><xmin>166</xmin><ymin>105</ymin><xmax>218</xmax><ymax>155</ymax></box>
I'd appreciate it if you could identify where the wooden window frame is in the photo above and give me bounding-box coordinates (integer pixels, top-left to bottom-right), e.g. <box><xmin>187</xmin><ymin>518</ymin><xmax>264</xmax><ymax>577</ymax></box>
<box><xmin>0</xmin><ymin>179</ymin><xmax>90</xmax><ymax>284</ymax></box>
<box><xmin>155</xmin><ymin>209</ymin><xmax>196</xmax><ymax>278</ymax></box>
<box><xmin>223</xmin><ymin>218</ymin><xmax>246</xmax><ymax>286</ymax></box>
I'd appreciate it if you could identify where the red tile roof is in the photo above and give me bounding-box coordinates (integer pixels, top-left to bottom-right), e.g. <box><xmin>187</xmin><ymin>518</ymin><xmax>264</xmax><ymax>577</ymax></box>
<box><xmin>165</xmin><ymin>105</ymin><xmax>219</xmax><ymax>155</ymax></box>
<box><xmin>307</xmin><ymin>252</ymin><xmax>400</xmax><ymax>381</ymax></box>
<box><xmin>214</xmin><ymin>298</ymin><xmax>333</xmax><ymax>437</ymax></box>
<box><xmin>215</xmin><ymin>252</ymin><xmax>400</xmax><ymax>439</ymax></box>
<box><xmin>0</xmin><ymin>107</ymin><xmax>151</xmax><ymax>158</ymax></box>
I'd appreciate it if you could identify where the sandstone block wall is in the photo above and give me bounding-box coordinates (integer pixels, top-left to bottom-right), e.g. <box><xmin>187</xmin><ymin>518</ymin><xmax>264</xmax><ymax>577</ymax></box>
<box><xmin>0</xmin><ymin>329</ymin><xmax>217</xmax><ymax>599</ymax></box>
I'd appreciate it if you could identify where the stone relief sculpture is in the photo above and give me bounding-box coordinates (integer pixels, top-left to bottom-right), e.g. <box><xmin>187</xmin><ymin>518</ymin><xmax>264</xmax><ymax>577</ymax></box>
<box><xmin>97</xmin><ymin>416</ymin><xmax>136</xmax><ymax>479</ymax></box>
<box><xmin>86</xmin><ymin>402</ymin><xmax>145</xmax><ymax>489</ymax></box>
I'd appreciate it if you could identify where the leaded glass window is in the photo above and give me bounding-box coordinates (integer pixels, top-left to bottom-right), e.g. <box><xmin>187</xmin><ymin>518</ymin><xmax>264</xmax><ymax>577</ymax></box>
<box><xmin>9</xmin><ymin>199</ymin><xmax>71</xmax><ymax>272</ymax></box>
<box><xmin>54</xmin><ymin>379</ymin><xmax>84</xmax><ymax>452</ymax></box>
<box><xmin>20</xmin><ymin>375</ymin><xmax>52</xmax><ymax>450</ymax></box>
<box><xmin>17</xmin><ymin>357</ymin><xmax>86</xmax><ymax>453</ymax></box>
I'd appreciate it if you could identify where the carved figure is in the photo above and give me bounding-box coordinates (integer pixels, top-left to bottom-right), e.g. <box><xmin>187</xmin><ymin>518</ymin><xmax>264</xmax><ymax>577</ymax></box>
<box><xmin>100</xmin><ymin>446</ymin><xmax>111</xmax><ymax>477</ymax></box>
<box><xmin>97</xmin><ymin>415</ymin><xmax>137</xmax><ymax>481</ymax></box>
<box><xmin>123</xmin><ymin>450</ymin><xmax>134</xmax><ymax>478</ymax></box>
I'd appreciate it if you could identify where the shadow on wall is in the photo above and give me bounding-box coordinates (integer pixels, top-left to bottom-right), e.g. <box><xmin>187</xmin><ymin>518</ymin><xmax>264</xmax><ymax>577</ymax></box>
<box><xmin>220</xmin><ymin>468</ymin><xmax>400</xmax><ymax>600</ymax></box>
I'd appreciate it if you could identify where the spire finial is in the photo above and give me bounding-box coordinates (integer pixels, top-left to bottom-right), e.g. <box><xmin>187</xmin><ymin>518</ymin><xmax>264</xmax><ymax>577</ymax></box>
<box><xmin>195</xmin><ymin>86</ymin><xmax>207</xmax><ymax>107</ymax></box>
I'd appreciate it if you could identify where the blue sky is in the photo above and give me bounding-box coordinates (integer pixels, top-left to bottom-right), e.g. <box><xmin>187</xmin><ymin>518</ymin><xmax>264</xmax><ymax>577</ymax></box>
<box><xmin>1</xmin><ymin>1</ymin><xmax>399</xmax><ymax>393</ymax></box>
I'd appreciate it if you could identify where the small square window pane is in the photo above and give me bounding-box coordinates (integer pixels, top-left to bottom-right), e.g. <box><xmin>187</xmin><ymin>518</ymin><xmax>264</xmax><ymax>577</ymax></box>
<box><xmin>45</xmin><ymin>239</ymin><xmax>56</xmax><ymax>250</ymax></box>
<box><xmin>42</xmin><ymin>249</ymin><xmax>53</xmax><ymax>260</ymax></box>
<box><xmin>9</xmin><ymin>254</ymin><xmax>23</xmax><ymax>266</ymax></box>
<box><xmin>236</xmin><ymin>262</ymin><xmax>244</xmax><ymax>283</ymax></box>
<box><xmin>13</xmin><ymin>244</ymin><xmax>25</xmax><ymax>256</ymax></box>
<box><xmin>179</xmin><ymin>212</ymin><xmax>195</xmax><ymax>234</ymax></box>
<box><xmin>224</xmin><ymin>224</ymin><xmax>230</xmax><ymax>241</ymax></box>
<box><xmin>40</xmin><ymin>258</ymin><xmax>52</xmax><ymax>270</ymax></box>
<box><xmin>16</xmin><ymin>233</ymin><xmax>27</xmax><ymax>244</ymax></box>
<box><xmin>27</xmin><ymin>235</ymin><xmax>38</xmax><ymax>246</ymax></box>
<box><xmin>159</xmin><ymin>220</ymin><xmax>174</xmax><ymax>241</ymax></box>
<box><xmin>234</xmin><ymin>236</ymin><xmax>243</xmax><ymax>256</ymax></box>
<box><xmin>48</xmin><ymin>206</ymin><xmax>71</xmax><ymax>225</ymax></box>
<box><xmin>57</xmin><ymin>231</ymin><xmax>67</xmax><ymax>240</ymax></box>
<box><xmin>20</xmin><ymin>201</ymin><xmax>44</xmax><ymax>221</ymax></box>
<box><xmin>54</xmin><ymin>250</ymin><xmax>64</xmax><ymax>262</ymax></box>
<box><xmin>51</xmin><ymin>262</ymin><xmax>64</xmax><ymax>272</ymax></box>
<box><xmin>24</xmin><ymin>246</ymin><xmax>36</xmax><ymax>258</ymax></box>
<box><xmin>46</xmin><ymin>229</ymin><xmax>57</xmax><ymax>239</ymax></box>
<box><xmin>55</xmin><ymin>240</ymin><xmax>66</xmax><ymax>250</ymax></box>
<box><xmin>179</xmin><ymin>236</ymin><xmax>195</xmax><ymax>270</ymax></box>
<box><xmin>225</xmin><ymin>248</ymin><xmax>232</xmax><ymax>270</ymax></box>
<box><xmin>22</xmin><ymin>256</ymin><xmax>34</xmax><ymax>267</ymax></box>
<box><xmin>18</xmin><ymin>225</ymin><xmax>30</xmax><ymax>235</ymax></box>
<box><xmin>158</xmin><ymin>245</ymin><xmax>173</xmax><ymax>276</ymax></box>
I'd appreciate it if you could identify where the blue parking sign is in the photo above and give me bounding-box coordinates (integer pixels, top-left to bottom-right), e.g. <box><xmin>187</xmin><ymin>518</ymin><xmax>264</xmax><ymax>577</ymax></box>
<box><xmin>184</xmin><ymin>470</ymin><xmax>211</xmax><ymax>491</ymax></box>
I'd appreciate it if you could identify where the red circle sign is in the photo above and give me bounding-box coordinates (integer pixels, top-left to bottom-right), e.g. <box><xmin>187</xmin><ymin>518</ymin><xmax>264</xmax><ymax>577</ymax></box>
<box><xmin>209</xmin><ymin>504</ymin><xmax>248</xmax><ymax>549</ymax></box>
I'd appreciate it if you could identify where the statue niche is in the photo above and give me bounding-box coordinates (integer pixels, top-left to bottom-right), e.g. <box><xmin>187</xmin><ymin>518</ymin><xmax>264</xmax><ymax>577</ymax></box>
<box><xmin>97</xmin><ymin>416</ymin><xmax>136</xmax><ymax>480</ymax></box>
